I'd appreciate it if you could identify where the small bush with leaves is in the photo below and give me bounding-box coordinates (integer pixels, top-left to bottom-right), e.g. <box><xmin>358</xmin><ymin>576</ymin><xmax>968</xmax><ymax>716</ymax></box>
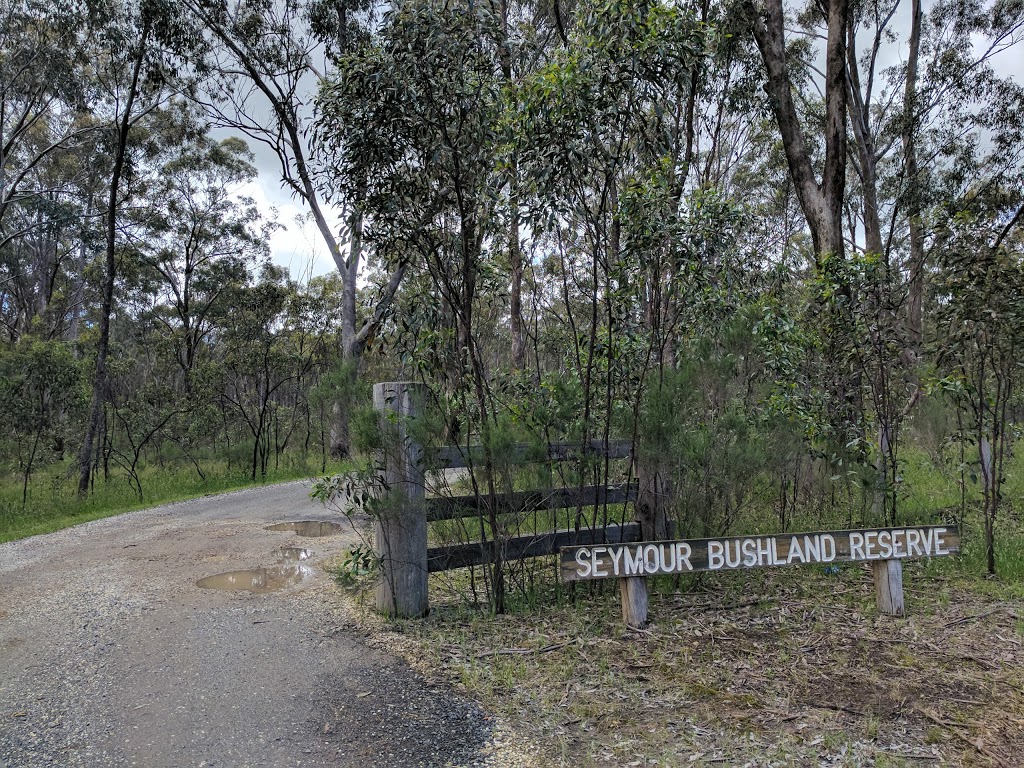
<box><xmin>333</xmin><ymin>544</ymin><xmax>381</xmax><ymax>587</ymax></box>
<box><xmin>312</xmin><ymin>468</ymin><xmax>388</xmax><ymax>516</ymax></box>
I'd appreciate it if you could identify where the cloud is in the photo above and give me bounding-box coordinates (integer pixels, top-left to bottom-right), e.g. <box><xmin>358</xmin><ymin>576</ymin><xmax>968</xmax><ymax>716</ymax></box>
<box><xmin>233</xmin><ymin>179</ymin><xmax>340</xmax><ymax>281</ymax></box>
<box><xmin>212</xmin><ymin>124</ymin><xmax>342</xmax><ymax>282</ymax></box>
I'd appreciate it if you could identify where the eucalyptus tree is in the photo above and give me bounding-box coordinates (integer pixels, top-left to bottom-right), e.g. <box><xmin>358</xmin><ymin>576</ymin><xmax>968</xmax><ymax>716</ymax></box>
<box><xmin>741</xmin><ymin>0</ymin><xmax>883</xmax><ymax>485</ymax></box>
<box><xmin>933</xmin><ymin>196</ymin><xmax>1024</xmax><ymax>574</ymax></box>
<box><xmin>185</xmin><ymin>0</ymin><xmax>407</xmax><ymax>457</ymax></box>
<box><xmin>512</xmin><ymin>0</ymin><xmax>708</xmax><ymax>540</ymax></box>
<box><xmin>484</xmin><ymin>0</ymin><xmax>570</xmax><ymax>370</ymax></box>
<box><xmin>0</xmin><ymin>160</ymin><xmax>102</xmax><ymax>344</ymax></box>
<box><xmin>0</xmin><ymin>0</ymin><xmax>104</xmax><ymax>344</ymax></box>
<box><xmin>134</xmin><ymin>105</ymin><xmax>270</xmax><ymax>384</ymax></box>
<box><xmin>75</xmin><ymin>0</ymin><xmax>201</xmax><ymax>496</ymax></box>
<box><xmin>321</xmin><ymin>2</ymin><xmax>506</xmax><ymax>374</ymax></box>
<box><xmin>318</xmin><ymin>0</ymin><xmax>515</xmax><ymax>609</ymax></box>
<box><xmin>0</xmin><ymin>0</ymin><xmax>94</xmax><ymax>240</ymax></box>
<box><xmin>749</xmin><ymin>0</ymin><xmax>848</xmax><ymax>263</ymax></box>
<box><xmin>743</xmin><ymin>0</ymin><xmax>1024</xmax><ymax>520</ymax></box>
<box><xmin>0</xmin><ymin>338</ymin><xmax>82</xmax><ymax>503</ymax></box>
<box><xmin>219</xmin><ymin>268</ymin><xmax>329</xmax><ymax>480</ymax></box>
<box><xmin>89</xmin><ymin>105</ymin><xmax>272</xmax><ymax>483</ymax></box>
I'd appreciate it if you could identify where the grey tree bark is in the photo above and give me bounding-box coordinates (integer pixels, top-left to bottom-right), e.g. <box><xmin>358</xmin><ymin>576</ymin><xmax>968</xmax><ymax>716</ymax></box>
<box><xmin>78</xmin><ymin>24</ymin><xmax>151</xmax><ymax>496</ymax></box>
<box><xmin>751</xmin><ymin>0</ymin><xmax>848</xmax><ymax>262</ymax></box>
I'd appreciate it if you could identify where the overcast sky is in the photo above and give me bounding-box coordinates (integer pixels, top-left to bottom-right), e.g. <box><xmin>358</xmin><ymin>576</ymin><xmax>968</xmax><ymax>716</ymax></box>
<box><xmin>226</xmin><ymin>137</ymin><xmax>340</xmax><ymax>282</ymax></box>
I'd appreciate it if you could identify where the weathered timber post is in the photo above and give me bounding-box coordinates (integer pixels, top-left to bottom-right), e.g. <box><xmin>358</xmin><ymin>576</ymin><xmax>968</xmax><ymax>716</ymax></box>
<box><xmin>373</xmin><ymin>381</ymin><xmax>428</xmax><ymax>618</ymax></box>
<box><xmin>635</xmin><ymin>460</ymin><xmax>671</xmax><ymax>541</ymax></box>
<box><xmin>630</xmin><ymin>456</ymin><xmax>668</xmax><ymax>629</ymax></box>
<box><xmin>873</xmin><ymin>559</ymin><xmax>905</xmax><ymax>616</ymax></box>
<box><xmin>619</xmin><ymin>576</ymin><xmax>649</xmax><ymax>629</ymax></box>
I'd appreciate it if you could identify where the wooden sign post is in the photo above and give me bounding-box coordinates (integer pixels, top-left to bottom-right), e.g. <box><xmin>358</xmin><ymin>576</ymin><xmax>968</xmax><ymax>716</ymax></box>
<box><xmin>372</xmin><ymin>381</ymin><xmax>429</xmax><ymax>618</ymax></box>
<box><xmin>560</xmin><ymin>526</ymin><xmax>960</xmax><ymax>627</ymax></box>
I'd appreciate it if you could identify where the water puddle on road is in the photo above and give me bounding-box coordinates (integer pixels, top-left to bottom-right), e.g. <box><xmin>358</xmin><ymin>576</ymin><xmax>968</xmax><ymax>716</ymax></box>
<box><xmin>196</xmin><ymin>564</ymin><xmax>314</xmax><ymax>594</ymax></box>
<box><xmin>276</xmin><ymin>547</ymin><xmax>311</xmax><ymax>562</ymax></box>
<box><xmin>264</xmin><ymin>521</ymin><xmax>342</xmax><ymax>537</ymax></box>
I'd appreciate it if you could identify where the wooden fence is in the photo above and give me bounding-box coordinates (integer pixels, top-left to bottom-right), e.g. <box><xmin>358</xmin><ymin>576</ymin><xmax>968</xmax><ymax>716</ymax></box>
<box><xmin>371</xmin><ymin>381</ymin><xmax>639</xmax><ymax>617</ymax></box>
<box><xmin>370</xmin><ymin>381</ymin><xmax>958</xmax><ymax>625</ymax></box>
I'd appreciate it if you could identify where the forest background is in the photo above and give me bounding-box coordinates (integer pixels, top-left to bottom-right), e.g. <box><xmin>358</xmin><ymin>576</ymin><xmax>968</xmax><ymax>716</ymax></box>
<box><xmin>3</xmin><ymin>0</ymin><xmax>1024</xmax><ymax>609</ymax></box>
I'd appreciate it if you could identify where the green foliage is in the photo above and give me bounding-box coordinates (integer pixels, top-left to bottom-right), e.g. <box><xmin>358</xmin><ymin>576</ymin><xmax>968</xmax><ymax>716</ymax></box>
<box><xmin>318</xmin><ymin>0</ymin><xmax>504</xmax><ymax>260</ymax></box>
<box><xmin>641</xmin><ymin>318</ymin><xmax>781</xmax><ymax>537</ymax></box>
<box><xmin>332</xmin><ymin>544</ymin><xmax>381</xmax><ymax>587</ymax></box>
<box><xmin>511</xmin><ymin>0</ymin><xmax>706</xmax><ymax>214</ymax></box>
<box><xmin>931</xmin><ymin>199</ymin><xmax>1024</xmax><ymax>572</ymax></box>
<box><xmin>0</xmin><ymin>338</ymin><xmax>85</xmax><ymax>501</ymax></box>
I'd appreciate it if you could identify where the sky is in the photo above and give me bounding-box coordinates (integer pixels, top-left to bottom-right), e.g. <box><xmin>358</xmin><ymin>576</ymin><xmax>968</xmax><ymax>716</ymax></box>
<box><xmin>235</xmin><ymin>176</ymin><xmax>337</xmax><ymax>283</ymax></box>
<box><xmin>228</xmin><ymin>137</ymin><xmax>341</xmax><ymax>282</ymax></box>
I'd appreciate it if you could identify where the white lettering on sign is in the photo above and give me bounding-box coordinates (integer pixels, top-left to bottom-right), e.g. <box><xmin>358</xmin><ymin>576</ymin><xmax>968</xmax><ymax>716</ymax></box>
<box><xmin>867</xmin><ymin>531</ymin><xmax>879</xmax><ymax>558</ymax></box>
<box><xmin>850</xmin><ymin>532</ymin><xmax>865</xmax><ymax>560</ymax></box>
<box><xmin>877</xmin><ymin>530</ymin><xmax>892</xmax><ymax>559</ymax></box>
<box><xmin>741</xmin><ymin>538</ymin><xmax>756</xmax><ymax>566</ymax></box>
<box><xmin>786</xmin><ymin>536</ymin><xmax>803</xmax><ymax>564</ymax></box>
<box><xmin>608</xmin><ymin>546</ymin><xmax>624</xmax><ymax>575</ymax></box>
<box><xmin>624</xmin><ymin>546</ymin><xmax>644</xmax><ymax>575</ymax></box>
<box><xmin>562</xmin><ymin>526</ymin><xmax>959</xmax><ymax>581</ymax></box>
<box><xmin>643</xmin><ymin>544</ymin><xmax>660</xmax><ymax>572</ymax></box>
<box><xmin>708</xmin><ymin>540</ymin><xmax>724</xmax><ymax>570</ymax></box>
<box><xmin>771</xmin><ymin>538</ymin><xmax>786</xmax><ymax>566</ymax></box>
<box><xmin>906</xmin><ymin>529</ymin><xmax>922</xmax><ymax>557</ymax></box>
<box><xmin>676</xmin><ymin>542</ymin><xmax>693</xmax><ymax>571</ymax></box>
<box><xmin>820</xmin><ymin>534</ymin><xmax>836</xmax><ymax>561</ymax></box>
<box><xmin>757</xmin><ymin>537</ymin><xmax>772</xmax><ymax>565</ymax></box>
<box><xmin>892</xmin><ymin>530</ymin><xmax>905</xmax><ymax>556</ymax></box>
<box><xmin>803</xmin><ymin>535</ymin><xmax>820</xmax><ymax>562</ymax></box>
<box><xmin>575</xmin><ymin>547</ymin><xmax>592</xmax><ymax>578</ymax></box>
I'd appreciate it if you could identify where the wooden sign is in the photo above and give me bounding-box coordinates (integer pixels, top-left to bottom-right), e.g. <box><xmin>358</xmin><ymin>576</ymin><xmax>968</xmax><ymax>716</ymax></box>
<box><xmin>560</xmin><ymin>526</ymin><xmax>959</xmax><ymax>582</ymax></box>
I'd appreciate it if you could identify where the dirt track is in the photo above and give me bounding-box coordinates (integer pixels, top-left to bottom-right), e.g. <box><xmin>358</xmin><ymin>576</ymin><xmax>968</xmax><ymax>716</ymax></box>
<box><xmin>0</xmin><ymin>481</ymin><xmax>492</xmax><ymax>767</ymax></box>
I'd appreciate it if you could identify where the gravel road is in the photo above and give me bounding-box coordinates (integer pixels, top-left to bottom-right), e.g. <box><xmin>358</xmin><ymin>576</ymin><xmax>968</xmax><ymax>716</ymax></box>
<box><xmin>0</xmin><ymin>481</ymin><xmax>496</xmax><ymax>768</ymax></box>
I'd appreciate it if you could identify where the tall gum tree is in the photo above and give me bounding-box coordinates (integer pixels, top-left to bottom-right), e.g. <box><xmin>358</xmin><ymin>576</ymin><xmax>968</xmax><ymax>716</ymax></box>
<box><xmin>317</xmin><ymin>2</ymin><xmax>511</xmax><ymax>609</ymax></box>
<box><xmin>513</xmin><ymin>0</ymin><xmax>707</xmax><ymax>541</ymax></box>
<box><xmin>186</xmin><ymin>0</ymin><xmax>405</xmax><ymax>458</ymax></box>
<box><xmin>750</xmin><ymin>0</ymin><xmax>848</xmax><ymax>263</ymax></box>
<box><xmin>77</xmin><ymin>0</ymin><xmax>188</xmax><ymax>496</ymax></box>
<box><xmin>136</xmin><ymin>108</ymin><xmax>270</xmax><ymax>386</ymax></box>
<box><xmin>0</xmin><ymin>0</ymin><xmax>94</xmax><ymax>244</ymax></box>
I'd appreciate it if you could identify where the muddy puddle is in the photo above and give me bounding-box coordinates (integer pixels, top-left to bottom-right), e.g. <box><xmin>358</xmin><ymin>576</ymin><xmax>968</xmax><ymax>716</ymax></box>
<box><xmin>196</xmin><ymin>564</ymin><xmax>314</xmax><ymax>593</ymax></box>
<box><xmin>276</xmin><ymin>547</ymin><xmax>311</xmax><ymax>562</ymax></box>
<box><xmin>264</xmin><ymin>520</ymin><xmax>342</xmax><ymax>537</ymax></box>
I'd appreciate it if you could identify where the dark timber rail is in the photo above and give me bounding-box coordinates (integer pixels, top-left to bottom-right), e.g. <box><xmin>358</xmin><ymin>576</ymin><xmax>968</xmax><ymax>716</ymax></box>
<box><xmin>425</xmin><ymin>481</ymin><xmax>638</xmax><ymax>573</ymax></box>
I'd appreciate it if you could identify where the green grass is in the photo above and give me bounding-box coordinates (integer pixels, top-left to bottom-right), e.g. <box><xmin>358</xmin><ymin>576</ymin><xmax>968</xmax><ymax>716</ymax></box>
<box><xmin>0</xmin><ymin>454</ymin><xmax>353</xmax><ymax>544</ymax></box>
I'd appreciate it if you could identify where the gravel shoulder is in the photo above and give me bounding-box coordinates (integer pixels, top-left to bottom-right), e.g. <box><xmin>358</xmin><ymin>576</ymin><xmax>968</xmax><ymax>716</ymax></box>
<box><xmin>0</xmin><ymin>481</ymin><xmax>501</xmax><ymax>768</ymax></box>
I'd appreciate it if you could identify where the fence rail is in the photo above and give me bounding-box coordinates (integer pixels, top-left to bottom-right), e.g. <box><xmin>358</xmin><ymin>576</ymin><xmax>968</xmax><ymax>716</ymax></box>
<box><xmin>427</xmin><ymin>521</ymin><xmax>642</xmax><ymax>573</ymax></box>
<box><xmin>371</xmin><ymin>381</ymin><xmax>639</xmax><ymax>618</ymax></box>
<box><xmin>431</xmin><ymin>439</ymin><xmax>632</xmax><ymax>469</ymax></box>
<box><xmin>425</xmin><ymin>481</ymin><xmax>637</xmax><ymax>522</ymax></box>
